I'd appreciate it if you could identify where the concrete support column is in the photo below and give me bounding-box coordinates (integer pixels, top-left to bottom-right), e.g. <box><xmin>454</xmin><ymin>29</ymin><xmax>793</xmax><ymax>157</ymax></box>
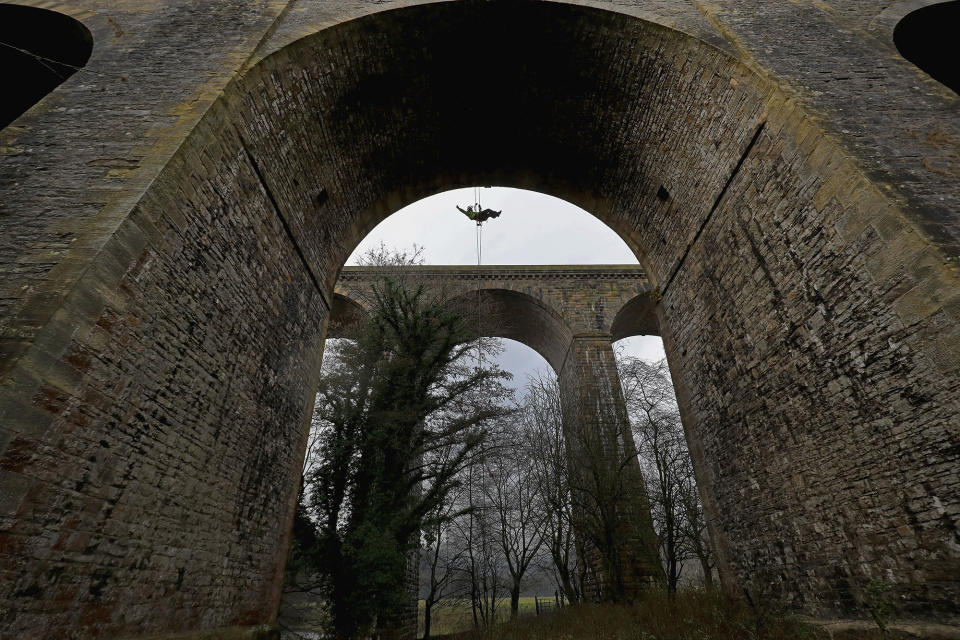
<box><xmin>558</xmin><ymin>333</ymin><xmax>664</xmax><ymax>601</ymax></box>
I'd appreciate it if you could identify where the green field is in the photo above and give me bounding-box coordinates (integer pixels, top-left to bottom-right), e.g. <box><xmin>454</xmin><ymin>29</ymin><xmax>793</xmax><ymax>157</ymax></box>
<box><xmin>418</xmin><ymin>597</ymin><xmax>558</xmax><ymax>637</ymax></box>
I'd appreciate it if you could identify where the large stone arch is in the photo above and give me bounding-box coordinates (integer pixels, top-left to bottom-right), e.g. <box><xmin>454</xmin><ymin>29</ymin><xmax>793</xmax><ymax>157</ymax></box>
<box><xmin>1</xmin><ymin>2</ymin><xmax>958</xmax><ymax>639</ymax></box>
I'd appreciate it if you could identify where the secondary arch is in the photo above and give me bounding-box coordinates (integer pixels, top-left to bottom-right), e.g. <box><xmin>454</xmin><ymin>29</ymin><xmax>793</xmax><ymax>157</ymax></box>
<box><xmin>331</xmin><ymin>283</ymin><xmax>576</xmax><ymax>373</ymax></box>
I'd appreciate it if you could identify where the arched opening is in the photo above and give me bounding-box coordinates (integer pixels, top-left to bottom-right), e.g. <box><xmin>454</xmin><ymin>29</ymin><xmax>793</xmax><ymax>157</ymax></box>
<box><xmin>235</xmin><ymin>3</ymin><xmax>957</xmax><ymax>611</ymax></box>
<box><xmin>491</xmin><ymin>338</ymin><xmax>555</xmax><ymax>390</ymax></box>
<box><xmin>342</xmin><ymin>185</ymin><xmax>656</xmax><ymax>379</ymax></box>
<box><xmin>610</xmin><ymin>295</ymin><xmax>661</xmax><ymax>344</ymax></box>
<box><xmin>894</xmin><ymin>1</ymin><xmax>960</xmax><ymax>95</ymax></box>
<box><xmin>0</xmin><ymin>4</ymin><xmax>93</xmax><ymax>129</ymax></box>
<box><xmin>347</xmin><ymin>187</ymin><xmax>639</xmax><ymax>266</ymax></box>
<box><xmin>459</xmin><ymin>288</ymin><xmax>574</xmax><ymax>373</ymax></box>
<box><xmin>3</xmin><ymin>2</ymin><xmax>957</xmax><ymax>638</ymax></box>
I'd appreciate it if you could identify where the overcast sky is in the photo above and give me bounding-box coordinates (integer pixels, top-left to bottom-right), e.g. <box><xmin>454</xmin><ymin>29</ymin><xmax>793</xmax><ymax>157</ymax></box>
<box><xmin>346</xmin><ymin>187</ymin><xmax>667</xmax><ymax>389</ymax></box>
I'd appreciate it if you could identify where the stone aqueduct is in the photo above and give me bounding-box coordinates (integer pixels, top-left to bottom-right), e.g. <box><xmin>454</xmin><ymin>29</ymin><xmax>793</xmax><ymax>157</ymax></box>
<box><xmin>0</xmin><ymin>0</ymin><xmax>957</xmax><ymax>638</ymax></box>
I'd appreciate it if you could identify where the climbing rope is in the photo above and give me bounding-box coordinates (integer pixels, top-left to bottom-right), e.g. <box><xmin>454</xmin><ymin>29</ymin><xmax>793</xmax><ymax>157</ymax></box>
<box><xmin>475</xmin><ymin>214</ymin><xmax>483</xmax><ymax>267</ymax></box>
<box><xmin>455</xmin><ymin>186</ymin><xmax>502</xmax><ymax>371</ymax></box>
<box><xmin>475</xmin><ymin>189</ymin><xmax>483</xmax><ymax>369</ymax></box>
<box><xmin>0</xmin><ymin>40</ymin><xmax>119</xmax><ymax>78</ymax></box>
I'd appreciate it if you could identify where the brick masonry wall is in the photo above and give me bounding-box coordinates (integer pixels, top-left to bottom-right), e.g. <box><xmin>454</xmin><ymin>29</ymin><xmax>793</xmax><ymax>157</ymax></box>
<box><xmin>0</xmin><ymin>1</ymin><xmax>957</xmax><ymax>638</ymax></box>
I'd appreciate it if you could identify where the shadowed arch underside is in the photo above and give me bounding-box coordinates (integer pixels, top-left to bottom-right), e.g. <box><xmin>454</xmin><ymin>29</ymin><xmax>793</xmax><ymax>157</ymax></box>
<box><xmin>327</xmin><ymin>293</ymin><xmax>367</xmax><ymax>338</ymax></box>
<box><xmin>1</xmin><ymin>2</ymin><xmax>958</xmax><ymax>638</ymax></box>
<box><xmin>329</xmin><ymin>284</ymin><xmax>576</xmax><ymax>369</ymax></box>
<box><xmin>611</xmin><ymin>295</ymin><xmax>661</xmax><ymax>343</ymax></box>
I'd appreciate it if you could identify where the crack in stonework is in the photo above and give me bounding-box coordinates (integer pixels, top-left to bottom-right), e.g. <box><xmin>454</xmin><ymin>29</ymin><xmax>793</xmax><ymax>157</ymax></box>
<box><xmin>660</xmin><ymin>120</ymin><xmax>767</xmax><ymax>298</ymax></box>
<box><xmin>237</xmin><ymin>132</ymin><xmax>330</xmax><ymax>311</ymax></box>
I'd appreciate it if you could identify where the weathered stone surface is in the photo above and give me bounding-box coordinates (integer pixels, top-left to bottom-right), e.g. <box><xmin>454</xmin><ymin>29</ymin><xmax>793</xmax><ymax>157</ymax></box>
<box><xmin>334</xmin><ymin>265</ymin><xmax>655</xmax><ymax>363</ymax></box>
<box><xmin>0</xmin><ymin>2</ymin><xmax>957</xmax><ymax>638</ymax></box>
<box><xmin>557</xmin><ymin>334</ymin><xmax>665</xmax><ymax>597</ymax></box>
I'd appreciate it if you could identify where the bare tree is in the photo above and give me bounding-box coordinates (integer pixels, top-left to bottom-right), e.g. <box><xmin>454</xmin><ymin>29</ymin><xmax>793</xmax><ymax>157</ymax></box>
<box><xmin>451</xmin><ymin>445</ymin><xmax>505</xmax><ymax>630</ymax></box>
<box><xmin>484</xmin><ymin>425</ymin><xmax>547</xmax><ymax>617</ymax></box>
<box><xmin>520</xmin><ymin>372</ymin><xmax>583</xmax><ymax>605</ymax></box>
<box><xmin>679</xmin><ymin>471</ymin><xmax>714</xmax><ymax>588</ymax></box>
<box><xmin>421</xmin><ymin>477</ymin><xmax>466</xmax><ymax>640</ymax></box>
<box><xmin>618</xmin><ymin>354</ymin><xmax>711</xmax><ymax>592</ymax></box>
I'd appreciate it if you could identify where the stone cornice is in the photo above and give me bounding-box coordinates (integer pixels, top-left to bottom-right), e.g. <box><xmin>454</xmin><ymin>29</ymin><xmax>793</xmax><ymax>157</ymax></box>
<box><xmin>338</xmin><ymin>265</ymin><xmax>650</xmax><ymax>281</ymax></box>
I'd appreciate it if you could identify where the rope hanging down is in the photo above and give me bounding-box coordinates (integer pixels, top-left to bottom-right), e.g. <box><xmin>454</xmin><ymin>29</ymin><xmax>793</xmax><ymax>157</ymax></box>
<box><xmin>0</xmin><ymin>40</ymin><xmax>119</xmax><ymax>78</ymax></box>
<box><xmin>456</xmin><ymin>187</ymin><xmax>503</xmax><ymax>369</ymax></box>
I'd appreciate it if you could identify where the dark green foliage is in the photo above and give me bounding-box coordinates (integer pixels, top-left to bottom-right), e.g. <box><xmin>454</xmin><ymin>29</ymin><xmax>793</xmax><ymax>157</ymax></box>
<box><xmin>299</xmin><ymin>274</ymin><xmax>513</xmax><ymax>639</ymax></box>
<box><xmin>864</xmin><ymin>580</ymin><xmax>894</xmax><ymax>636</ymax></box>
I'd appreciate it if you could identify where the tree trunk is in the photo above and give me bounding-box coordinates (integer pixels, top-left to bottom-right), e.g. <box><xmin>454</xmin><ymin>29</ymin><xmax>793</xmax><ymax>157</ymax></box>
<box><xmin>699</xmin><ymin>553</ymin><xmax>713</xmax><ymax>588</ymax></box>
<box><xmin>510</xmin><ymin>579</ymin><xmax>521</xmax><ymax>618</ymax></box>
<box><xmin>423</xmin><ymin>599</ymin><xmax>432</xmax><ymax>640</ymax></box>
<box><xmin>558</xmin><ymin>568</ymin><xmax>577</xmax><ymax>605</ymax></box>
<box><xmin>667</xmin><ymin>555</ymin><xmax>678</xmax><ymax>594</ymax></box>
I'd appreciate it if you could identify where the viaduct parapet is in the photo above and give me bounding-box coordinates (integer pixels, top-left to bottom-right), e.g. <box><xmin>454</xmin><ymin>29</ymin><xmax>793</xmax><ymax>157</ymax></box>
<box><xmin>333</xmin><ymin>264</ymin><xmax>658</xmax><ymax>367</ymax></box>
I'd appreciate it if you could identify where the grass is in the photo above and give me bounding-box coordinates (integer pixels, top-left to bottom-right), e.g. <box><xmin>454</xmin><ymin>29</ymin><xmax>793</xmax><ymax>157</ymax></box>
<box><xmin>428</xmin><ymin>589</ymin><xmax>832</xmax><ymax>640</ymax></box>
<box><xmin>418</xmin><ymin>596</ymin><xmax>548</xmax><ymax>637</ymax></box>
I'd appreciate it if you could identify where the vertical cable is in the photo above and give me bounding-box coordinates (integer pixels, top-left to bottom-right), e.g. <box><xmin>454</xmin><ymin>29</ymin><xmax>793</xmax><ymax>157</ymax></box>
<box><xmin>475</xmin><ymin>189</ymin><xmax>483</xmax><ymax>370</ymax></box>
<box><xmin>476</xmin><ymin>218</ymin><xmax>482</xmax><ymax>369</ymax></box>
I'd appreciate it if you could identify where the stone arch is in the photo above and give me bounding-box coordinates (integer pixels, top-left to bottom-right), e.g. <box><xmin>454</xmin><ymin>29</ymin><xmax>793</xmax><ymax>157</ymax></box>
<box><xmin>610</xmin><ymin>294</ymin><xmax>661</xmax><ymax>343</ymax></box>
<box><xmin>450</xmin><ymin>288</ymin><xmax>575</xmax><ymax>373</ymax></box>
<box><xmin>1</xmin><ymin>2</ymin><xmax>958</xmax><ymax>638</ymax></box>
<box><xmin>0</xmin><ymin>4</ymin><xmax>93</xmax><ymax>129</ymax></box>
<box><xmin>327</xmin><ymin>292</ymin><xmax>367</xmax><ymax>338</ymax></box>
<box><xmin>893</xmin><ymin>0</ymin><xmax>960</xmax><ymax>94</ymax></box>
<box><xmin>331</xmin><ymin>284</ymin><xmax>575</xmax><ymax>372</ymax></box>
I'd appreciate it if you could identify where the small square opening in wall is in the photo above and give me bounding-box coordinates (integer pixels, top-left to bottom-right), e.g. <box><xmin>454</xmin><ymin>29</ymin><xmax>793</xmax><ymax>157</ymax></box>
<box><xmin>656</xmin><ymin>185</ymin><xmax>670</xmax><ymax>202</ymax></box>
<box><xmin>316</xmin><ymin>187</ymin><xmax>329</xmax><ymax>207</ymax></box>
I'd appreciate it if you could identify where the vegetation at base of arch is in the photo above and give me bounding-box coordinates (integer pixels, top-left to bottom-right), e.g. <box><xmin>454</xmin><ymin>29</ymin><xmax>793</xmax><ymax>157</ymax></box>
<box><xmin>453</xmin><ymin>589</ymin><xmax>830</xmax><ymax>640</ymax></box>
<box><xmin>284</xmin><ymin>246</ymin><xmax>514</xmax><ymax>640</ymax></box>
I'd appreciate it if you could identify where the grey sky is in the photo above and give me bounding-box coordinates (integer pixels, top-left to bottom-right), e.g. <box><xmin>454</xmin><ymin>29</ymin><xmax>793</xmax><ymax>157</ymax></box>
<box><xmin>346</xmin><ymin>187</ymin><xmax>667</xmax><ymax>387</ymax></box>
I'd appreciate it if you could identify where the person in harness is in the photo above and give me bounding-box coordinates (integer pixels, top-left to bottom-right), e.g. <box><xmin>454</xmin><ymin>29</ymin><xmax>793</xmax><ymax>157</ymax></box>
<box><xmin>457</xmin><ymin>204</ymin><xmax>502</xmax><ymax>224</ymax></box>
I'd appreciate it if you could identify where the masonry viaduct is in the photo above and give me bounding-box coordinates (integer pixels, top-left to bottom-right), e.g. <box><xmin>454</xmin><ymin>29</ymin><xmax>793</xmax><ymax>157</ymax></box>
<box><xmin>332</xmin><ymin>264</ymin><xmax>669</xmax><ymax>630</ymax></box>
<box><xmin>0</xmin><ymin>1</ymin><xmax>958</xmax><ymax>638</ymax></box>
<box><xmin>334</xmin><ymin>264</ymin><xmax>667</xmax><ymax>605</ymax></box>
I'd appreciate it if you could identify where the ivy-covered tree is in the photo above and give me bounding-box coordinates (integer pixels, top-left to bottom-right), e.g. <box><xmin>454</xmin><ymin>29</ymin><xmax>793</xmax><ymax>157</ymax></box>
<box><xmin>295</xmin><ymin>249</ymin><xmax>513</xmax><ymax>639</ymax></box>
